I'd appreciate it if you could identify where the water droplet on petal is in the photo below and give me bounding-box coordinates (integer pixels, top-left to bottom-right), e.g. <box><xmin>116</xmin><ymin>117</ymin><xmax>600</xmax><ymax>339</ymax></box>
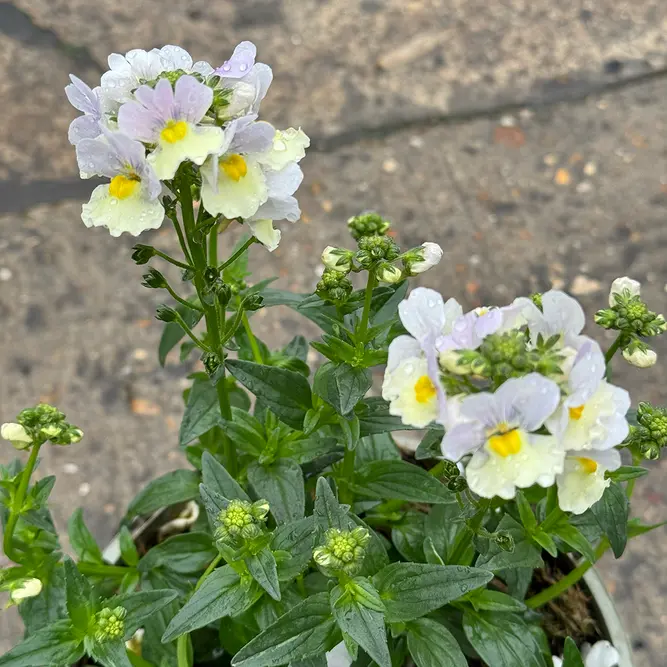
<box><xmin>427</xmin><ymin>299</ymin><xmax>436</xmax><ymax>308</ymax></box>
<box><xmin>239</xmin><ymin>63</ymin><xmax>248</xmax><ymax>72</ymax></box>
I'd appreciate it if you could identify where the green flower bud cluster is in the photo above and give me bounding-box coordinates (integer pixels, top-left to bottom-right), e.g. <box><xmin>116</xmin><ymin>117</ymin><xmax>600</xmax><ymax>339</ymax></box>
<box><xmin>595</xmin><ymin>294</ymin><xmax>666</xmax><ymax>338</ymax></box>
<box><xmin>202</xmin><ymin>266</ymin><xmax>233</xmax><ymax>306</ymax></box>
<box><xmin>492</xmin><ymin>530</ymin><xmax>515</xmax><ymax>552</ymax></box>
<box><xmin>437</xmin><ymin>460</ymin><xmax>468</xmax><ymax>492</ymax></box>
<box><xmin>94</xmin><ymin>606</ymin><xmax>127</xmax><ymax>643</ymax></box>
<box><xmin>1</xmin><ymin>404</ymin><xmax>83</xmax><ymax>450</ymax></box>
<box><xmin>316</xmin><ymin>269</ymin><xmax>354</xmax><ymax>305</ymax></box>
<box><xmin>347</xmin><ymin>212</ymin><xmax>391</xmax><ymax>241</ymax></box>
<box><xmin>355</xmin><ymin>235</ymin><xmax>400</xmax><ymax>270</ymax></box>
<box><xmin>215</xmin><ymin>499</ymin><xmax>270</xmax><ymax>544</ymax></box>
<box><xmin>625</xmin><ymin>402</ymin><xmax>667</xmax><ymax>460</ymax></box>
<box><xmin>313</xmin><ymin>527</ymin><xmax>370</xmax><ymax>576</ymax></box>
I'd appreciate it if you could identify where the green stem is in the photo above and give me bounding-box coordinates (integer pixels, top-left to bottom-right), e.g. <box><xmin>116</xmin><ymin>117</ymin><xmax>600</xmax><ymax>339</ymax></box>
<box><xmin>242</xmin><ymin>313</ymin><xmax>263</xmax><ymax>363</ymax></box>
<box><xmin>177</xmin><ymin>554</ymin><xmax>223</xmax><ymax>666</ymax></box>
<box><xmin>604</xmin><ymin>334</ymin><xmax>623</xmax><ymax>376</ymax></box>
<box><xmin>626</xmin><ymin>452</ymin><xmax>642</xmax><ymax>499</ymax></box>
<box><xmin>173</xmin><ymin>313</ymin><xmax>212</xmax><ymax>353</ymax></box>
<box><xmin>208</xmin><ymin>223</ymin><xmax>219</xmax><ymax>267</ymax></box>
<box><xmin>153</xmin><ymin>248</ymin><xmax>193</xmax><ymax>271</ymax></box>
<box><xmin>3</xmin><ymin>443</ymin><xmax>42</xmax><ymax>563</ymax></box>
<box><xmin>539</xmin><ymin>507</ymin><xmax>565</xmax><ymax>533</ymax></box>
<box><xmin>219</xmin><ymin>237</ymin><xmax>256</xmax><ymax>270</ymax></box>
<box><xmin>449</xmin><ymin>498</ymin><xmax>491</xmax><ymax>565</ymax></box>
<box><xmin>76</xmin><ymin>562</ymin><xmax>129</xmax><ymax>578</ymax></box>
<box><xmin>339</xmin><ymin>446</ymin><xmax>357</xmax><ymax>505</ymax></box>
<box><xmin>169</xmin><ymin>214</ymin><xmax>193</xmax><ymax>266</ymax></box>
<box><xmin>526</xmin><ymin>541</ymin><xmax>608</xmax><ymax>609</ymax></box>
<box><xmin>165</xmin><ymin>284</ymin><xmax>204</xmax><ymax>312</ymax></box>
<box><xmin>358</xmin><ymin>270</ymin><xmax>377</xmax><ymax>343</ymax></box>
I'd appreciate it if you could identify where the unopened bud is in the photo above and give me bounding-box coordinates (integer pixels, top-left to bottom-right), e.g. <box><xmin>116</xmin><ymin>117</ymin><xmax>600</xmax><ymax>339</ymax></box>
<box><xmin>10</xmin><ymin>578</ymin><xmax>42</xmax><ymax>603</ymax></box>
<box><xmin>403</xmin><ymin>242</ymin><xmax>443</xmax><ymax>276</ymax></box>
<box><xmin>131</xmin><ymin>244</ymin><xmax>156</xmax><ymax>265</ymax></box>
<box><xmin>377</xmin><ymin>263</ymin><xmax>403</xmax><ymax>284</ymax></box>
<box><xmin>356</xmin><ymin>235</ymin><xmax>400</xmax><ymax>269</ymax></box>
<box><xmin>316</xmin><ymin>269</ymin><xmax>353</xmax><ymax>305</ymax></box>
<box><xmin>492</xmin><ymin>530</ymin><xmax>515</xmax><ymax>552</ymax></box>
<box><xmin>215</xmin><ymin>499</ymin><xmax>269</xmax><ymax>544</ymax></box>
<box><xmin>94</xmin><ymin>606</ymin><xmax>127</xmax><ymax>643</ymax></box>
<box><xmin>142</xmin><ymin>268</ymin><xmax>168</xmax><ymax>289</ymax></box>
<box><xmin>623</xmin><ymin>347</ymin><xmax>657</xmax><ymax>368</ymax></box>
<box><xmin>155</xmin><ymin>305</ymin><xmax>178</xmax><ymax>323</ymax></box>
<box><xmin>242</xmin><ymin>294</ymin><xmax>264</xmax><ymax>312</ymax></box>
<box><xmin>313</xmin><ymin>527</ymin><xmax>370</xmax><ymax>576</ymax></box>
<box><xmin>1</xmin><ymin>423</ymin><xmax>33</xmax><ymax>450</ymax></box>
<box><xmin>609</xmin><ymin>276</ymin><xmax>641</xmax><ymax>307</ymax></box>
<box><xmin>347</xmin><ymin>212</ymin><xmax>391</xmax><ymax>240</ymax></box>
<box><xmin>322</xmin><ymin>246</ymin><xmax>353</xmax><ymax>273</ymax></box>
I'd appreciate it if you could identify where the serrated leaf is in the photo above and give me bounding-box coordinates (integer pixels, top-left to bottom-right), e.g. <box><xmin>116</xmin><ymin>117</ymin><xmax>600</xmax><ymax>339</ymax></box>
<box><xmin>424</xmin><ymin>499</ymin><xmax>470</xmax><ymax>564</ymax></box>
<box><xmin>280</xmin><ymin>437</ymin><xmax>341</xmax><ymax>465</ymax></box>
<box><xmin>392</xmin><ymin>512</ymin><xmax>426</xmax><ymax>562</ymax></box>
<box><xmin>179</xmin><ymin>377</ymin><xmax>221</xmax><ymax>446</ymax></box>
<box><xmin>88</xmin><ymin>640</ymin><xmax>134</xmax><ymax>667</ymax></box>
<box><xmin>355</xmin><ymin>398</ymin><xmax>423</xmax><ymax>436</ymax></box>
<box><xmin>314</xmin><ymin>477</ymin><xmax>350</xmax><ymax>532</ymax></box>
<box><xmin>246</xmin><ymin>548</ymin><xmax>281</xmax><ymax>601</ymax></box>
<box><xmin>222</xmin><ymin>408</ymin><xmax>267</xmax><ymax>457</ymax></box>
<box><xmin>414</xmin><ymin>430</ymin><xmax>444</xmax><ymax>461</ymax></box>
<box><xmin>63</xmin><ymin>558</ymin><xmax>93</xmax><ymax>632</ymax></box>
<box><xmin>162</xmin><ymin>566</ymin><xmax>261</xmax><ymax>642</ymax></box>
<box><xmin>127</xmin><ymin>470</ymin><xmax>200</xmax><ymax>517</ymax></box>
<box><xmin>201</xmin><ymin>450</ymin><xmax>250</xmax><ymax>502</ymax></box>
<box><xmin>352</xmin><ymin>460</ymin><xmax>453</xmax><ymax>504</ymax></box>
<box><xmin>356</xmin><ymin>433</ymin><xmax>401</xmax><ymax>464</ymax></box>
<box><xmin>231</xmin><ymin>593</ymin><xmax>340</xmax><ymax>667</ymax></box>
<box><xmin>0</xmin><ymin>621</ymin><xmax>83</xmax><ymax>667</ymax></box>
<box><xmin>475</xmin><ymin>515</ymin><xmax>543</xmax><ymax>572</ymax></box>
<box><xmin>373</xmin><ymin>563</ymin><xmax>493</xmax><ymax>623</ymax></box>
<box><xmin>248</xmin><ymin>459</ymin><xmax>305</xmax><ymax>524</ymax></box>
<box><xmin>272</xmin><ymin>517</ymin><xmax>317</xmax><ymax>581</ymax></box>
<box><xmin>68</xmin><ymin>508</ymin><xmax>103</xmax><ymax>564</ymax></box>
<box><xmin>18</xmin><ymin>564</ymin><xmax>67</xmax><ymax>636</ymax></box>
<box><xmin>138</xmin><ymin>532</ymin><xmax>217</xmax><ymax>574</ymax></box>
<box><xmin>105</xmin><ymin>589</ymin><xmax>178</xmax><ymax>639</ymax></box>
<box><xmin>551</xmin><ymin>522</ymin><xmax>596</xmax><ymax>564</ymax></box>
<box><xmin>199</xmin><ymin>483</ymin><xmax>229</xmax><ymax>527</ymax></box>
<box><xmin>226</xmin><ymin>359</ymin><xmax>312</xmax><ymax>429</ymax></box>
<box><xmin>406</xmin><ymin>617</ymin><xmax>467</xmax><ymax>667</ymax></box>
<box><xmin>119</xmin><ymin>526</ymin><xmax>139</xmax><ymax>567</ymax></box>
<box><xmin>589</xmin><ymin>481</ymin><xmax>629</xmax><ymax>558</ymax></box>
<box><xmin>313</xmin><ymin>363</ymin><xmax>372</xmax><ymax>416</ymax></box>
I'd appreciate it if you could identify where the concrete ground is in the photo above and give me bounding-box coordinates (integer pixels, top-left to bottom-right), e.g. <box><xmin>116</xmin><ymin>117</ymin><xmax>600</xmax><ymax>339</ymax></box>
<box><xmin>1</xmin><ymin>1</ymin><xmax>666</xmax><ymax>663</ymax></box>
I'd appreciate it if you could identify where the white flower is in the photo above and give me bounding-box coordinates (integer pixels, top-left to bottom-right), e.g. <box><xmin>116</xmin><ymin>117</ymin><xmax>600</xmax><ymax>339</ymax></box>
<box><xmin>557</xmin><ymin>449</ymin><xmax>621</xmax><ymax>514</ymax></box>
<box><xmin>623</xmin><ymin>347</ymin><xmax>657</xmax><ymax>368</ymax></box>
<box><xmin>1</xmin><ymin>422</ymin><xmax>32</xmax><ymax>450</ymax></box>
<box><xmin>258</xmin><ymin>128</ymin><xmax>310</xmax><ymax>172</ymax></box>
<box><xmin>553</xmin><ymin>640</ymin><xmax>620</xmax><ymax>667</ymax></box>
<box><xmin>10</xmin><ymin>578</ymin><xmax>42</xmax><ymax>603</ymax></box>
<box><xmin>322</xmin><ymin>246</ymin><xmax>352</xmax><ymax>273</ymax></box>
<box><xmin>326</xmin><ymin>642</ymin><xmax>352</xmax><ymax>667</ymax></box>
<box><xmin>441</xmin><ymin>374</ymin><xmax>564</xmax><ymax>499</ymax></box>
<box><xmin>406</xmin><ymin>242</ymin><xmax>443</xmax><ymax>275</ymax></box>
<box><xmin>377</xmin><ymin>264</ymin><xmax>403</xmax><ymax>284</ymax></box>
<box><xmin>609</xmin><ymin>276</ymin><xmax>641</xmax><ymax>306</ymax></box>
<box><xmin>516</xmin><ymin>290</ymin><xmax>586</xmax><ymax>348</ymax></box>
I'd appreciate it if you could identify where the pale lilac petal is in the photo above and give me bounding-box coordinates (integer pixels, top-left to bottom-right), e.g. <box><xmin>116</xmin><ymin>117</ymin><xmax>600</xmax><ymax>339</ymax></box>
<box><xmin>68</xmin><ymin>115</ymin><xmax>102</xmax><ymax>144</ymax></box>
<box><xmin>105</xmin><ymin>131</ymin><xmax>147</xmax><ymax>171</ymax></box>
<box><xmin>233</xmin><ymin>120</ymin><xmax>275</xmax><ymax>154</ymax></box>
<box><xmin>399</xmin><ymin>288</ymin><xmax>446</xmax><ymax>344</ymax></box>
<box><xmin>252</xmin><ymin>195</ymin><xmax>300</xmax><ymax>222</ymax></box>
<box><xmin>76</xmin><ymin>138</ymin><xmax>121</xmax><ymax>178</ymax></box>
<box><xmin>565</xmin><ymin>338</ymin><xmax>605</xmax><ymax>407</ymax></box>
<box><xmin>460</xmin><ymin>393</ymin><xmax>499</xmax><ymax>429</ymax></box>
<box><xmin>386</xmin><ymin>336</ymin><xmax>422</xmax><ymax>373</ymax></box>
<box><xmin>251</xmin><ymin>64</ymin><xmax>273</xmax><ymax>106</ymax></box>
<box><xmin>153</xmin><ymin>78</ymin><xmax>176</xmax><ymax>118</ymax></box>
<box><xmin>494</xmin><ymin>373</ymin><xmax>561</xmax><ymax>431</ymax></box>
<box><xmin>117</xmin><ymin>100</ymin><xmax>162</xmax><ymax>142</ymax></box>
<box><xmin>159</xmin><ymin>45</ymin><xmax>193</xmax><ymax>72</ymax></box>
<box><xmin>581</xmin><ymin>640</ymin><xmax>620</xmax><ymax>667</ymax></box>
<box><xmin>542</xmin><ymin>290</ymin><xmax>586</xmax><ymax>338</ymax></box>
<box><xmin>65</xmin><ymin>75</ymin><xmax>98</xmax><ymax>114</ymax></box>
<box><xmin>265</xmin><ymin>163</ymin><xmax>303</xmax><ymax>199</ymax></box>
<box><xmin>475</xmin><ymin>309</ymin><xmax>503</xmax><ymax>338</ymax></box>
<box><xmin>215</xmin><ymin>41</ymin><xmax>257</xmax><ymax>78</ymax></box>
<box><xmin>585</xmin><ymin>448</ymin><xmax>622</xmax><ymax>471</ymax></box>
<box><xmin>174</xmin><ymin>75</ymin><xmax>213</xmax><ymax>123</ymax></box>
<box><xmin>440</xmin><ymin>422</ymin><xmax>486</xmax><ymax>461</ymax></box>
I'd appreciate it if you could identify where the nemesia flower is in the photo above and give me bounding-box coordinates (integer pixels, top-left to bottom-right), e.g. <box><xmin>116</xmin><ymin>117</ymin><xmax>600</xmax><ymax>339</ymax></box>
<box><xmin>517</xmin><ymin>290</ymin><xmax>586</xmax><ymax>347</ymax></box>
<box><xmin>382</xmin><ymin>288</ymin><xmax>455</xmax><ymax>427</ymax></box>
<box><xmin>77</xmin><ymin>131</ymin><xmax>164</xmax><ymax>237</ymax></box>
<box><xmin>553</xmin><ymin>640</ymin><xmax>620</xmax><ymax>667</ymax></box>
<box><xmin>118</xmin><ymin>76</ymin><xmax>224</xmax><ymax>180</ymax></box>
<box><xmin>441</xmin><ymin>373</ymin><xmax>564</xmax><ymax>499</ymax></box>
<box><xmin>65</xmin><ymin>75</ymin><xmax>105</xmax><ymax>145</ymax></box>
<box><xmin>545</xmin><ymin>340</ymin><xmax>630</xmax><ymax>452</ymax></box>
<box><xmin>609</xmin><ymin>276</ymin><xmax>641</xmax><ymax>306</ymax></box>
<box><xmin>623</xmin><ymin>346</ymin><xmax>657</xmax><ymax>368</ymax></box>
<box><xmin>1</xmin><ymin>422</ymin><xmax>33</xmax><ymax>450</ymax></box>
<box><xmin>405</xmin><ymin>241</ymin><xmax>443</xmax><ymax>275</ymax></box>
<box><xmin>557</xmin><ymin>448</ymin><xmax>621</xmax><ymax>514</ymax></box>
<box><xmin>10</xmin><ymin>578</ymin><xmax>42</xmax><ymax>604</ymax></box>
<box><xmin>377</xmin><ymin>264</ymin><xmax>403</xmax><ymax>284</ymax></box>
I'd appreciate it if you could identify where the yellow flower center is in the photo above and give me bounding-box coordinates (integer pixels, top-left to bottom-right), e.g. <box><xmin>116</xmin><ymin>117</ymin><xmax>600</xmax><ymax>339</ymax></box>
<box><xmin>577</xmin><ymin>457</ymin><xmax>598</xmax><ymax>474</ymax></box>
<box><xmin>568</xmin><ymin>405</ymin><xmax>585</xmax><ymax>421</ymax></box>
<box><xmin>413</xmin><ymin>375</ymin><xmax>436</xmax><ymax>404</ymax></box>
<box><xmin>488</xmin><ymin>428</ymin><xmax>522</xmax><ymax>457</ymax></box>
<box><xmin>220</xmin><ymin>154</ymin><xmax>248</xmax><ymax>181</ymax></box>
<box><xmin>160</xmin><ymin>120</ymin><xmax>188</xmax><ymax>144</ymax></box>
<box><xmin>108</xmin><ymin>174</ymin><xmax>140</xmax><ymax>200</ymax></box>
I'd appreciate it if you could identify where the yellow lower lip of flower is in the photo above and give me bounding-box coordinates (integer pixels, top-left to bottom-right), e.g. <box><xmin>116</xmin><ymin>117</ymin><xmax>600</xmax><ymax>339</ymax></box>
<box><xmin>577</xmin><ymin>456</ymin><xmax>598</xmax><ymax>474</ymax></box>
<box><xmin>569</xmin><ymin>405</ymin><xmax>585</xmax><ymax>421</ymax></box>
<box><xmin>160</xmin><ymin>120</ymin><xmax>188</xmax><ymax>144</ymax></box>
<box><xmin>108</xmin><ymin>174</ymin><xmax>140</xmax><ymax>200</ymax></box>
<box><xmin>413</xmin><ymin>375</ymin><xmax>436</xmax><ymax>404</ymax></box>
<box><xmin>220</xmin><ymin>153</ymin><xmax>248</xmax><ymax>181</ymax></box>
<box><xmin>488</xmin><ymin>429</ymin><xmax>522</xmax><ymax>457</ymax></box>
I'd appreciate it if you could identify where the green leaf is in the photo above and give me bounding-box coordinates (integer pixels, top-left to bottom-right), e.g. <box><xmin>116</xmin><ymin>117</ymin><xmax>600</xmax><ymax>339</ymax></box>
<box><xmin>246</xmin><ymin>548</ymin><xmax>281</xmax><ymax>601</ymax></box>
<box><xmin>515</xmin><ymin>492</ymin><xmax>537</xmax><ymax>532</ymax></box>
<box><xmin>349</xmin><ymin>514</ymin><xmax>390</xmax><ymax>576</ymax></box>
<box><xmin>356</xmin><ymin>433</ymin><xmax>401</xmax><ymax>464</ymax></box>
<box><xmin>424</xmin><ymin>499</ymin><xmax>470</xmax><ymax>564</ymax></box>
<box><xmin>330</xmin><ymin>582</ymin><xmax>390</xmax><ymax>667</ymax></box>
<box><xmin>231</xmin><ymin>593</ymin><xmax>340</xmax><ymax>667</ymax></box>
<box><xmin>119</xmin><ymin>526</ymin><xmax>139</xmax><ymax>567</ymax></box>
<box><xmin>158</xmin><ymin>303</ymin><xmax>203</xmax><ymax>366</ymax></box>
<box><xmin>627</xmin><ymin>518</ymin><xmax>667</xmax><ymax>538</ymax></box>
<box><xmin>607</xmin><ymin>465</ymin><xmax>648</xmax><ymax>482</ymax></box>
<box><xmin>19</xmin><ymin>564</ymin><xmax>66</xmax><ymax>635</ymax></box>
<box><xmin>63</xmin><ymin>558</ymin><xmax>93</xmax><ymax>632</ymax></box>
<box><xmin>280</xmin><ymin>437</ymin><xmax>341</xmax><ymax>465</ymax></box>
<box><xmin>199</xmin><ymin>483</ymin><xmax>229</xmax><ymax>528</ymax></box>
<box><xmin>532</xmin><ymin>530</ymin><xmax>558</xmax><ymax>558</ymax></box>
<box><xmin>313</xmin><ymin>363</ymin><xmax>372</xmax><ymax>416</ymax></box>
<box><xmin>406</xmin><ymin>618</ymin><xmax>467</xmax><ymax>667</ymax></box>
<box><xmin>551</xmin><ymin>522</ymin><xmax>596</xmax><ymax>564</ymax></box>
<box><xmin>222</xmin><ymin>407</ymin><xmax>267</xmax><ymax>457</ymax></box>
<box><xmin>414</xmin><ymin>430</ymin><xmax>444</xmax><ymax>461</ymax></box>
<box><xmin>162</xmin><ymin>566</ymin><xmax>261</xmax><ymax>642</ymax></box>
<box><xmin>463</xmin><ymin>610</ymin><xmax>547</xmax><ymax>667</ymax></box>
<box><xmin>356</xmin><ymin>398</ymin><xmax>424</xmax><ymax>436</ymax></box>
<box><xmin>138</xmin><ymin>532</ymin><xmax>217</xmax><ymax>574</ymax></box>
<box><xmin>423</xmin><ymin>537</ymin><xmax>445</xmax><ymax>565</ymax></box>
<box><xmin>226</xmin><ymin>359</ymin><xmax>313</xmax><ymax>429</ymax></box>
<box><xmin>88</xmin><ymin>640</ymin><xmax>134</xmax><ymax>667</ymax></box>
<box><xmin>179</xmin><ymin>377</ymin><xmax>221</xmax><ymax>446</ymax></box>
<box><xmin>589</xmin><ymin>481</ymin><xmax>629</xmax><ymax>558</ymax></box>
<box><xmin>201</xmin><ymin>450</ymin><xmax>250</xmax><ymax>502</ymax></box>
<box><xmin>68</xmin><ymin>508</ymin><xmax>103</xmax><ymax>564</ymax></box>
<box><xmin>104</xmin><ymin>590</ymin><xmax>178</xmax><ymax>639</ymax></box>
<box><xmin>562</xmin><ymin>637</ymin><xmax>585</xmax><ymax>667</ymax></box>
<box><xmin>248</xmin><ymin>459</ymin><xmax>305</xmax><ymax>524</ymax></box>
<box><xmin>0</xmin><ymin>621</ymin><xmax>83</xmax><ymax>667</ymax></box>
<box><xmin>127</xmin><ymin>470</ymin><xmax>200</xmax><ymax>517</ymax></box>
<box><xmin>272</xmin><ymin>517</ymin><xmax>317</xmax><ymax>581</ymax></box>
<box><xmin>373</xmin><ymin>563</ymin><xmax>493</xmax><ymax>623</ymax></box>
<box><xmin>392</xmin><ymin>512</ymin><xmax>426</xmax><ymax>562</ymax></box>
<box><xmin>28</xmin><ymin>475</ymin><xmax>56</xmax><ymax>508</ymax></box>
<box><xmin>314</xmin><ymin>477</ymin><xmax>350</xmax><ymax>532</ymax></box>
<box><xmin>284</xmin><ymin>335</ymin><xmax>309</xmax><ymax>361</ymax></box>
<box><xmin>371</xmin><ymin>281</ymin><xmax>408</xmax><ymax>325</ymax></box>
<box><xmin>475</xmin><ymin>515</ymin><xmax>543</xmax><ymax>572</ymax></box>
<box><xmin>352</xmin><ymin>460</ymin><xmax>453</xmax><ymax>504</ymax></box>
<box><xmin>466</xmin><ymin>589</ymin><xmax>526</xmax><ymax>612</ymax></box>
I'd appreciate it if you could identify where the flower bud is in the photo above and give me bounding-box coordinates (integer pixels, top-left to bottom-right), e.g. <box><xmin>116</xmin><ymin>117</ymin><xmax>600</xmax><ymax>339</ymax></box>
<box><xmin>609</xmin><ymin>276</ymin><xmax>641</xmax><ymax>307</ymax></box>
<box><xmin>313</xmin><ymin>527</ymin><xmax>370</xmax><ymax>576</ymax></box>
<box><xmin>10</xmin><ymin>578</ymin><xmax>42</xmax><ymax>603</ymax></box>
<box><xmin>316</xmin><ymin>269</ymin><xmax>353</xmax><ymax>305</ymax></box>
<box><xmin>377</xmin><ymin>263</ymin><xmax>403</xmax><ymax>284</ymax></box>
<box><xmin>439</xmin><ymin>350</ymin><xmax>471</xmax><ymax>375</ymax></box>
<box><xmin>322</xmin><ymin>246</ymin><xmax>353</xmax><ymax>273</ymax></box>
<box><xmin>623</xmin><ymin>347</ymin><xmax>657</xmax><ymax>368</ymax></box>
<box><xmin>155</xmin><ymin>305</ymin><xmax>178</xmax><ymax>323</ymax></box>
<box><xmin>492</xmin><ymin>530</ymin><xmax>515</xmax><ymax>552</ymax></box>
<box><xmin>215</xmin><ymin>499</ymin><xmax>269</xmax><ymax>545</ymax></box>
<box><xmin>347</xmin><ymin>212</ymin><xmax>390</xmax><ymax>240</ymax></box>
<box><xmin>355</xmin><ymin>235</ymin><xmax>400</xmax><ymax>269</ymax></box>
<box><xmin>94</xmin><ymin>606</ymin><xmax>127</xmax><ymax>643</ymax></box>
<box><xmin>142</xmin><ymin>268</ymin><xmax>168</xmax><ymax>289</ymax></box>
<box><xmin>131</xmin><ymin>244</ymin><xmax>157</xmax><ymax>265</ymax></box>
<box><xmin>403</xmin><ymin>242</ymin><xmax>443</xmax><ymax>276</ymax></box>
<box><xmin>242</xmin><ymin>294</ymin><xmax>264</xmax><ymax>312</ymax></box>
<box><xmin>1</xmin><ymin>423</ymin><xmax>33</xmax><ymax>450</ymax></box>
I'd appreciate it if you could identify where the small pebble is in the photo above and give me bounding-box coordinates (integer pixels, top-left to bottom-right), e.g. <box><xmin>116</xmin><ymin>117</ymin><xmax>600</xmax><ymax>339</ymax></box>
<box><xmin>570</xmin><ymin>275</ymin><xmax>602</xmax><ymax>295</ymax></box>
<box><xmin>103</xmin><ymin>503</ymin><xmax>116</xmax><ymax>515</ymax></box>
<box><xmin>321</xmin><ymin>199</ymin><xmax>333</xmax><ymax>213</ymax></box>
<box><xmin>499</xmin><ymin>114</ymin><xmax>516</xmax><ymax>127</ymax></box>
<box><xmin>583</xmin><ymin>162</ymin><xmax>597</xmax><ymax>176</ymax></box>
<box><xmin>0</xmin><ymin>268</ymin><xmax>12</xmax><ymax>281</ymax></box>
<box><xmin>469</xmin><ymin>254</ymin><xmax>481</xmax><ymax>266</ymax></box>
<box><xmin>543</xmin><ymin>153</ymin><xmax>559</xmax><ymax>166</ymax></box>
<box><xmin>382</xmin><ymin>158</ymin><xmax>399</xmax><ymax>173</ymax></box>
<box><xmin>576</xmin><ymin>181</ymin><xmax>593</xmax><ymax>194</ymax></box>
<box><xmin>63</xmin><ymin>463</ymin><xmax>79</xmax><ymax>475</ymax></box>
<box><xmin>409</xmin><ymin>136</ymin><xmax>424</xmax><ymax>148</ymax></box>
<box><xmin>554</xmin><ymin>168</ymin><xmax>571</xmax><ymax>186</ymax></box>
<box><xmin>133</xmin><ymin>348</ymin><xmax>148</xmax><ymax>361</ymax></box>
<box><xmin>78</xmin><ymin>482</ymin><xmax>91</xmax><ymax>497</ymax></box>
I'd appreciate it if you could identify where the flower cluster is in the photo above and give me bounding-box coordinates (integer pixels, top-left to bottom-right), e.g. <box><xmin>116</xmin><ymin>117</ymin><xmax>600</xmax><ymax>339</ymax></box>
<box><xmin>94</xmin><ymin>606</ymin><xmax>127</xmax><ymax>643</ymax></box>
<box><xmin>1</xmin><ymin>403</ymin><xmax>83</xmax><ymax>450</ymax></box>
<box><xmin>214</xmin><ymin>498</ymin><xmax>269</xmax><ymax>544</ymax></box>
<box><xmin>66</xmin><ymin>43</ymin><xmax>309</xmax><ymax>248</ymax></box>
<box><xmin>313</xmin><ymin>527</ymin><xmax>370</xmax><ymax>576</ymax></box>
<box><xmin>382</xmin><ymin>279</ymin><xmax>666</xmax><ymax>514</ymax></box>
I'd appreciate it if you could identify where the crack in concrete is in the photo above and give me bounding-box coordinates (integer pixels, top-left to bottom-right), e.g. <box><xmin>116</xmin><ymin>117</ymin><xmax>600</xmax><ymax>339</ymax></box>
<box><xmin>0</xmin><ymin>2</ymin><xmax>103</xmax><ymax>72</ymax></box>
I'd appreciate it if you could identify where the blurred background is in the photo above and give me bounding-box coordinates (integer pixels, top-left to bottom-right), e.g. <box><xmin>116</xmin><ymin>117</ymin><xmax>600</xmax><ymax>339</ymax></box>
<box><xmin>1</xmin><ymin>0</ymin><xmax>667</xmax><ymax>662</ymax></box>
